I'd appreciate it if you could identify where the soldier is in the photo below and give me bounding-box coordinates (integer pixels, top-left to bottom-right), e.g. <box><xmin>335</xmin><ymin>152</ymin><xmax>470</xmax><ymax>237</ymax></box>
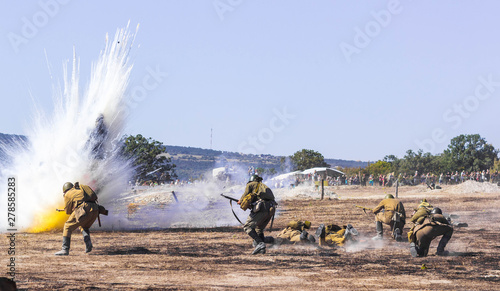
<box><xmin>316</xmin><ymin>223</ymin><xmax>358</xmax><ymax>247</ymax></box>
<box><xmin>372</xmin><ymin>194</ymin><xmax>406</xmax><ymax>241</ymax></box>
<box><xmin>237</xmin><ymin>174</ymin><xmax>277</xmax><ymax>255</ymax></box>
<box><xmin>410</xmin><ymin>207</ymin><xmax>453</xmax><ymax>257</ymax></box>
<box><xmin>55</xmin><ymin>182</ymin><xmax>100</xmax><ymax>256</ymax></box>
<box><xmin>407</xmin><ymin>198</ymin><xmax>433</xmax><ymax>243</ymax></box>
<box><xmin>275</xmin><ymin>220</ymin><xmax>315</xmax><ymax>245</ymax></box>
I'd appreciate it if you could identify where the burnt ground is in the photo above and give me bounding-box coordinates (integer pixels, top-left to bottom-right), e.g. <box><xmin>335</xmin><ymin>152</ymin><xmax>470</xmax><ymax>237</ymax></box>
<box><xmin>4</xmin><ymin>184</ymin><xmax>500</xmax><ymax>290</ymax></box>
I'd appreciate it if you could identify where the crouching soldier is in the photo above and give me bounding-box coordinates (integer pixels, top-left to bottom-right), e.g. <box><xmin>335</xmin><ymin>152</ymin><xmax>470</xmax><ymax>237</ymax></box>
<box><xmin>407</xmin><ymin>198</ymin><xmax>433</xmax><ymax>242</ymax></box>
<box><xmin>372</xmin><ymin>194</ymin><xmax>406</xmax><ymax>241</ymax></box>
<box><xmin>237</xmin><ymin>175</ymin><xmax>277</xmax><ymax>255</ymax></box>
<box><xmin>410</xmin><ymin>207</ymin><xmax>453</xmax><ymax>257</ymax></box>
<box><xmin>315</xmin><ymin>223</ymin><xmax>359</xmax><ymax>247</ymax></box>
<box><xmin>55</xmin><ymin>182</ymin><xmax>100</xmax><ymax>256</ymax></box>
<box><xmin>275</xmin><ymin>220</ymin><xmax>315</xmax><ymax>245</ymax></box>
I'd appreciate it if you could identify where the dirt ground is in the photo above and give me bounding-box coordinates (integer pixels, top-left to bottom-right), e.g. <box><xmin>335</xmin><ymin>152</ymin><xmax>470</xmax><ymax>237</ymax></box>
<box><xmin>5</xmin><ymin>183</ymin><xmax>500</xmax><ymax>290</ymax></box>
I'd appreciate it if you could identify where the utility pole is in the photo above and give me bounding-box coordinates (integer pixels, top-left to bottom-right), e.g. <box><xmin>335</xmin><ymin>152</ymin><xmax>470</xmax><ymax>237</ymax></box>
<box><xmin>210</xmin><ymin>128</ymin><xmax>213</xmax><ymax>150</ymax></box>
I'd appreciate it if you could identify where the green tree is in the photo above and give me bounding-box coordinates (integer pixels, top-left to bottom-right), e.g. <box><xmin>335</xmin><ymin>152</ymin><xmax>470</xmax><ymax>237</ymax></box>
<box><xmin>366</xmin><ymin>160</ymin><xmax>392</xmax><ymax>177</ymax></box>
<box><xmin>122</xmin><ymin>134</ymin><xmax>176</xmax><ymax>181</ymax></box>
<box><xmin>443</xmin><ymin>134</ymin><xmax>499</xmax><ymax>172</ymax></box>
<box><xmin>290</xmin><ymin>149</ymin><xmax>330</xmax><ymax>171</ymax></box>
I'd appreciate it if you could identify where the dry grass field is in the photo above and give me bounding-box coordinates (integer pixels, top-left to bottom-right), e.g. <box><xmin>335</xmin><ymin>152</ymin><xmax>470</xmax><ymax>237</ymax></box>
<box><xmin>5</xmin><ymin>182</ymin><xmax>500</xmax><ymax>290</ymax></box>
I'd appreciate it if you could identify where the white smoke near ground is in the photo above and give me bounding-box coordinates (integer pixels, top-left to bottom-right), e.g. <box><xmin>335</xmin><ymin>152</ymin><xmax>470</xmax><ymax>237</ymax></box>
<box><xmin>0</xmin><ymin>23</ymin><xmax>138</xmax><ymax>232</ymax></box>
<box><xmin>103</xmin><ymin>181</ymin><xmax>249</xmax><ymax>229</ymax></box>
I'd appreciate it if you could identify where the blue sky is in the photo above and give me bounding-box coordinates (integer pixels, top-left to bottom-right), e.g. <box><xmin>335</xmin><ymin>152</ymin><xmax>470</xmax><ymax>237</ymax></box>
<box><xmin>1</xmin><ymin>1</ymin><xmax>499</xmax><ymax>161</ymax></box>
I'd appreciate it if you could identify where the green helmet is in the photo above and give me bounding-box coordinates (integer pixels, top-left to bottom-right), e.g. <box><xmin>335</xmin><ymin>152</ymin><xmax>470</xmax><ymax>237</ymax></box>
<box><xmin>431</xmin><ymin>207</ymin><xmax>442</xmax><ymax>215</ymax></box>
<box><xmin>249</xmin><ymin>174</ymin><xmax>262</xmax><ymax>182</ymax></box>
<box><xmin>62</xmin><ymin>182</ymin><xmax>74</xmax><ymax>193</ymax></box>
<box><xmin>384</xmin><ymin>194</ymin><xmax>395</xmax><ymax>199</ymax></box>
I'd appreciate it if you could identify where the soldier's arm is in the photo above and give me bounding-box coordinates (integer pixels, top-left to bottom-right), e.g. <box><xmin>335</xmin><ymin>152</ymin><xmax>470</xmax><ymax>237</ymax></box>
<box><xmin>238</xmin><ymin>183</ymin><xmax>252</xmax><ymax>204</ymax></box>
<box><xmin>372</xmin><ymin>201</ymin><xmax>384</xmax><ymax>214</ymax></box>
<box><xmin>63</xmin><ymin>193</ymin><xmax>73</xmax><ymax>215</ymax></box>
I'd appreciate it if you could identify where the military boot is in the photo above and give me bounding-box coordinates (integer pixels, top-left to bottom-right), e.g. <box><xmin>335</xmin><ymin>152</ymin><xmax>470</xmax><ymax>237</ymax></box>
<box><xmin>372</xmin><ymin>221</ymin><xmax>383</xmax><ymax>240</ymax></box>
<box><xmin>248</xmin><ymin>230</ymin><xmax>266</xmax><ymax>255</ymax></box>
<box><xmin>82</xmin><ymin>228</ymin><xmax>93</xmax><ymax>253</ymax></box>
<box><xmin>410</xmin><ymin>242</ymin><xmax>419</xmax><ymax>257</ymax></box>
<box><xmin>436</xmin><ymin>235</ymin><xmax>451</xmax><ymax>256</ymax></box>
<box><xmin>55</xmin><ymin>236</ymin><xmax>71</xmax><ymax>256</ymax></box>
<box><xmin>300</xmin><ymin>230</ymin><xmax>309</xmax><ymax>241</ymax></box>
<box><xmin>315</xmin><ymin>224</ymin><xmax>325</xmax><ymax>239</ymax></box>
<box><xmin>394</xmin><ymin>228</ymin><xmax>403</xmax><ymax>242</ymax></box>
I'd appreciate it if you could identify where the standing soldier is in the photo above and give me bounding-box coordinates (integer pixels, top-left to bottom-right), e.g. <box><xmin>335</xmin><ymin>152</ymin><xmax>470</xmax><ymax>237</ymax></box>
<box><xmin>372</xmin><ymin>194</ymin><xmax>406</xmax><ymax>241</ymax></box>
<box><xmin>410</xmin><ymin>207</ymin><xmax>453</xmax><ymax>257</ymax></box>
<box><xmin>237</xmin><ymin>175</ymin><xmax>277</xmax><ymax>255</ymax></box>
<box><xmin>55</xmin><ymin>182</ymin><xmax>100</xmax><ymax>256</ymax></box>
<box><xmin>275</xmin><ymin>220</ymin><xmax>315</xmax><ymax>245</ymax></box>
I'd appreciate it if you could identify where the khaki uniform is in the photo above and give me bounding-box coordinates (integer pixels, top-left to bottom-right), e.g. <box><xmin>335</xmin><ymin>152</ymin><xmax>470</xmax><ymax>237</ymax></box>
<box><xmin>62</xmin><ymin>185</ymin><xmax>99</xmax><ymax>237</ymax></box>
<box><xmin>373</xmin><ymin>198</ymin><xmax>406</xmax><ymax>232</ymax></box>
<box><xmin>240</xmin><ymin>181</ymin><xmax>276</xmax><ymax>237</ymax></box>
<box><xmin>324</xmin><ymin>224</ymin><xmax>348</xmax><ymax>246</ymax></box>
<box><xmin>412</xmin><ymin>214</ymin><xmax>453</xmax><ymax>254</ymax></box>
<box><xmin>407</xmin><ymin>203</ymin><xmax>432</xmax><ymax>242</ymax></box>
<box><xmin>277</xmin><ymin>220</ymin><xmax>308</xmax><ymax>243</ymax></box>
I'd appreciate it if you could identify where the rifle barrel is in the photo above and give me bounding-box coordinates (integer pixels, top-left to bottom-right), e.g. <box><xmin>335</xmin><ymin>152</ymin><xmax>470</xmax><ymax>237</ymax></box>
<box><xmin>221</xmin><ymin>193</ymin><xmax>239</xmax><ymax>202</ymax></box>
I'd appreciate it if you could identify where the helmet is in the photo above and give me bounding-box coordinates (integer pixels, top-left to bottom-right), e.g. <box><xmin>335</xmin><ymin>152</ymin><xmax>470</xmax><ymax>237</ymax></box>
<box><xmin>249</xmin><ymin>174</ymin><xmax>262</xmax><ymax>182</ymax></box>
<box><xmin>62</xmin><ymin>182</ymin><xmax>74</xmax><ymax>193</ymax></box>
<box><xmin>420</xmin><ymin>198</ymin><xmax>427</xmax><ymax>203</ymax></box>
<box><xmin>303</xmin><ymin>221</ymin><xmax>311</xmax><ymax>229</ymax></box>
<box><xmin>384</xmin><ymin>194</ymin><xmax>395</xmax><ymax>199</ymax></box>
<box><xmin>431</xmin><ymin>207</ymin><xmax>442</xmax><ymax>215</ymax></box>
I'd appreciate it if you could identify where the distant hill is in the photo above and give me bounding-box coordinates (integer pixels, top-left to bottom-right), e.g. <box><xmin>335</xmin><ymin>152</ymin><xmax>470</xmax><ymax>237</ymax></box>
<box><xmin>164</xmin><ymin>145</ymin><xmax>368</xmax><ymax>180</ymax></box>
<box><xmin>0</xmin><ymin>133</ymin><xmax>367</xmax><ymax>180</ymax></box>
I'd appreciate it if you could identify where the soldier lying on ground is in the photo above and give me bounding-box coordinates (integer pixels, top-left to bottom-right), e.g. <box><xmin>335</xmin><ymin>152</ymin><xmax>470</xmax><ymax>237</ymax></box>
<box><xmin>315</xmin><ymin>223</ymin><xmax>359</xmax><ymax>247</ymax></box>
<box><xmin>372</xmin><ymin>194</ymin><xmax>406</xmax><ymax>242</ymax></box>
<box><xmin>409</xmin><ymin>207</ymin><xmax>453</xmax><ymax>257</ymax></box>
<box><xmin>275</xmin><ymin>220</ymin><xmax>316</xmax><ymax>245</ymax></box>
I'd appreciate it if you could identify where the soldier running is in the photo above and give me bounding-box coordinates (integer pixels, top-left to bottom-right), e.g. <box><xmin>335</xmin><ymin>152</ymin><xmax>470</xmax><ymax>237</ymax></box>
<box><xmin>409</xmin><ymin>207</ymin><xmax>453</xmax><ymax>257</ymax></box>
<box><xmin>372</xmin><ymin>194</ymin><xmax>406</xmax><ymax>241</ymax></box>
<box><xmin>237</xmin><ymin>174</ymin><xmax>277</xmax><ymax>255</ymax></box>
<box><xmin>55</xmin><ymin>182</ymin><xmax>100</xmax><ymax>256</ymax></box>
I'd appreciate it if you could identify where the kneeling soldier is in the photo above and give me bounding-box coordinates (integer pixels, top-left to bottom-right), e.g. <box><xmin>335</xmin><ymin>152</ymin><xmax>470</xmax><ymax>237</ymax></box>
<box><xmin>410</xmin><ymin>207</ymin><xmax>453</xmax><ymax>257</ymax></box>
<box><xmin>372</xmin><ymin>194</ymin><xmax>406</xmax><ymax>241</ymax></box>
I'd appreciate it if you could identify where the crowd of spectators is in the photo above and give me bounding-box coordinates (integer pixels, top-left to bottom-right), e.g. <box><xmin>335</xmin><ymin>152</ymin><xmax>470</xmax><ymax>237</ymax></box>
<box><xmin>329</xmin><ymin>170</ymin><xmax>500</xmax><ymax>187</ymax></box>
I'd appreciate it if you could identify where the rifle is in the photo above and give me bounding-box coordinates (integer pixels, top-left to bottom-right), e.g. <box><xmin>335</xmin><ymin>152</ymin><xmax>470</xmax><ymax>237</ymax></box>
<box><xmin>56</xmin><ymin>208</ymin><xmax>64</xmax><ymax>212</ymax></box>
<box><xmin>220</xmin><ymin>193</ymin><xmax>239</xmax><ymax>202</ymax></box>
<box><xmin>354</xmin><ymin>205</ymin><xmax>373</xmax><ymax>215</ymax></box>
<box><xmin>220</xmin><ymin>193</ymin><xmax>244</xmax><ymax>225</ymax></box>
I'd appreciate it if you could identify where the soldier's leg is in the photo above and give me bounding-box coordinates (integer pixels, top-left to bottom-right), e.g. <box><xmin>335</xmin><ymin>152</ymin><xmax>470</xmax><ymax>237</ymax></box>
<box><xmin>415</xmin><ymin>226</ymin><xmax>433</xmax><ymax>257</ymax></box>
<box><xmin>80</xmin><ymin>211</ymin><xmax>99</xmax><ymax>253</ymax></box>
<box><xmin>436</xmin><ymin>227</ymin><xmax>453</xmax><ymax>256</ymax></box>
<box><xmin>55</xmin><ymin>215</ymin><xmax>80</xmax><ymax>255</ymax></box>
<box><xmin>393</xmin><ymin>221</ymin><xmax>404</xmax><ymax>242</ymax></box>
<box><xmin>372</xmin><ymin>220</ymin><xmax>384</xmax><ymax>240</ymax></box>
<box><xmin>243</xmin><ymin>212</ymin><xmax>266</xmax><ymax>255</ymax></box>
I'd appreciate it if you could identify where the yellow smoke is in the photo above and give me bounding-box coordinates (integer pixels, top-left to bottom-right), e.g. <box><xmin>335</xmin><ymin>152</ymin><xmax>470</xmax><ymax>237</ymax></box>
<box><xmin>28</xmin><ymin>209</ymin><xmax>68</xmax><ymax>233</ymax></box>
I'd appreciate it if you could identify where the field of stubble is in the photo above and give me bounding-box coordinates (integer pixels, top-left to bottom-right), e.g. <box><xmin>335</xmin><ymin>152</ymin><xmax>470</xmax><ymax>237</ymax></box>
<box><xmin>6</xmin><ymin>182</ymin><xmax>500</xmax><ymax>290</ymax></box>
